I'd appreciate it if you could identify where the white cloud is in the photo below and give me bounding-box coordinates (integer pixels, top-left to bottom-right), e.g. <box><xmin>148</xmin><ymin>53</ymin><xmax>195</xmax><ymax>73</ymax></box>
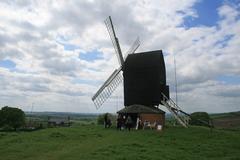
<box><xmin>0</xmin><ymin>0</ymin><xmax>239</xmax><ymax>113</ymax></box>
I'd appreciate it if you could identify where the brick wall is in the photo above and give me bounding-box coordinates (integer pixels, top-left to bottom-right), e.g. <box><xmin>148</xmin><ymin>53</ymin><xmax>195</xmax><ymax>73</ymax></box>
<box><xmin>140</xmin><ymin>113</ymin><xmax>165</xmax><ymax>126</ymax></box>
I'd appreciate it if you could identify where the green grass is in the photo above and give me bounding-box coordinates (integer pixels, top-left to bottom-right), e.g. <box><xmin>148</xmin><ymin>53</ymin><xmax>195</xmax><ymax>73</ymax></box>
<box><xmin>0</xmin><ymin>124</ymin><xmax>240</xmax><ymax>160</ymax></box>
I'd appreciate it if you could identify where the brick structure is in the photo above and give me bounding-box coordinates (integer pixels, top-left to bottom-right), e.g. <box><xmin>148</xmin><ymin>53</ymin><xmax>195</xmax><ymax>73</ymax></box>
<box><xmin>117</xmin><ymin>104</ymin><xmax>165</xmax><ymax>129</ymax></box>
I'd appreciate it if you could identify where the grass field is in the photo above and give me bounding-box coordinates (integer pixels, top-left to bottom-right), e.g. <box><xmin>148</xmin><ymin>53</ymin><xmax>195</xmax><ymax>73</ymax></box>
<box><xmin>0</xmin><ymin>123</ymin><xmax>240</xmax><ymax>160</ymax></box>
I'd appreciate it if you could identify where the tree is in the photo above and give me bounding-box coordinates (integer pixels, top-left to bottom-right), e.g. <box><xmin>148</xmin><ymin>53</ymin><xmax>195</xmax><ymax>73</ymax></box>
<box><xmin>189</xmin><ymin>112</ymin><xmax>211</xmax><ymax>127</ymax></box>
<box><xmin>97</xmin><ymin>114</ymin><xmax>106</xmax><ymax>125</ymax></box>
<box><xmin>0</xmin><ymin>106</ymin><xmax>25</xmax><ymax>130</ymax></box>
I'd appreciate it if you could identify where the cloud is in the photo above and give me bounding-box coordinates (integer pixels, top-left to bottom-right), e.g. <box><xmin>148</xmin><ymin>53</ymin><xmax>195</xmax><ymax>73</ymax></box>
<box><xmin>0</xmin><ymin>0</ymin><xmax>239</xmax><ymax>113</ymax></box>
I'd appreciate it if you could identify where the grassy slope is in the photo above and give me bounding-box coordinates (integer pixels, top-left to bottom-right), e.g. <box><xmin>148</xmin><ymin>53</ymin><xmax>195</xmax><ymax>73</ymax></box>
<box><xmin>210</xmin><ymin>111</ymin><xmax>240</xmax><ymax>129</ymax></box>
<box><xmin>0</xmin><ymin>124</ymin><xmax>240</xmax><ymax>160</ymax></box>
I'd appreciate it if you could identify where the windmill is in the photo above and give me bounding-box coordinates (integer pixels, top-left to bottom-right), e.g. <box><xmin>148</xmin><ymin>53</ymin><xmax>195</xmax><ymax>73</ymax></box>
<box><xmin>92</xmin><ymin>16</ymin><xmax>189</xmax><ymax>127</ymax></box>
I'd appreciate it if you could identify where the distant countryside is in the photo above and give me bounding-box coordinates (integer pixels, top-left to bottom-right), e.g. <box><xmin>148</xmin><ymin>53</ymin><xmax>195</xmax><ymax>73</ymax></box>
<box><xmin>0</xmin><ymin>109</ymin><xmax>240</xmax><ymax>160</ymax></box>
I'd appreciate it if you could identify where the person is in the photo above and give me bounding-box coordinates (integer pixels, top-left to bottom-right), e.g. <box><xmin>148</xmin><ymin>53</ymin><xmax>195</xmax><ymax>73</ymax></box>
<box><xmin>122</xmin><ymin>115</ymin><xmax>126</xmax><ymax>130</ymax></box>
<box><xmin>104</xmin><ymin>113</ymin><xmax>108</xmax><ymax>128</ymax></box>
<box><xmin>125</xmin><ymin>115</ymin><xmax>133</xmax><ymax>131</ymax></box>
<box><xmin>116</xmin><ymin>115</ymin><xmax>122</xmax><ymax>130</ymax></box>
<box><xmin>143</xmin><ymin>120</ymin><xmax>150</xmax><ymax>130</ymax></box>
<box><xmin>135</xmin><ymin>116</ymin><xmax>140</xmax><ymax>130</ymax></box>
<box><xmin>107</xmin><ymin>118</ymin><xmax>112</xmax><ymax>128</ymax></box>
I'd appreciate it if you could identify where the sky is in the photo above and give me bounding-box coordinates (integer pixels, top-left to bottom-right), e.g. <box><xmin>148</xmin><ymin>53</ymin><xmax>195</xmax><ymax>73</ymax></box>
<box><xmin>0</xmin><ymin>0</ymin><xmax>240</xmax><ymax>113</ymax></box>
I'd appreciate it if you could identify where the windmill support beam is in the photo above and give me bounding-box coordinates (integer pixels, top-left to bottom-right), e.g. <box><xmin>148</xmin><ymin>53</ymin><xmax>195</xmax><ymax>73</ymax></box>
<box><xmin>161</xmin><ymin>100</ymin><xmax>188</xmax><ymax>128</ymax></box>
<box><xmin>161</xmin><ymin>93</ymin><xmax>189</xmax><ymax>128</ymax></box>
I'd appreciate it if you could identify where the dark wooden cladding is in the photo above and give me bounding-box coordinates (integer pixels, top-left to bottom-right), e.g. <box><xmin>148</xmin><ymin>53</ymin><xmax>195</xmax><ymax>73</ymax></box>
<box><xmin>123</xmin><ymin>50</ymin><xmax>169</xmax><ymax>106</ymax></box>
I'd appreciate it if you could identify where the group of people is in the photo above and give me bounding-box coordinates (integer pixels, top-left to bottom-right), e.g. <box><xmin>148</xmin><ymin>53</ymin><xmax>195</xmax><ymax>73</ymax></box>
<box><xmin>116</xmin><ymin>115</ymin><xmax>142</xmax><ymax>131</ymax></box>
<box><xmin>104</xmin><ymin>113</ymin><xmax>133</xmax><ymax>131</ymax></box>
<box><xmin>104</xmin><ymin>114</ymin><xmax>160</xmax><ymax>131</ymax></box>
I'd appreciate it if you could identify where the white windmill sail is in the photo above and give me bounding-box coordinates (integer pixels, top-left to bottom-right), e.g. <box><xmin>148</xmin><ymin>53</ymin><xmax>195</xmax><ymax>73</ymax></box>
<box><xmin>124</xmin><ymin>37</ymin><xmax>140</xmax><ymax>60</ymax></box>
<box><xmin>92</xmin><ymin>67</ymin><xmax>123</xmax><ymax>109</ymax></box>
<box><xmin>104</xmin><ymin>16</ymin><xmax>124</xmax><ymax>66</ymax></box>
<box><xmin>92</xmin><ymin>16</ymin><xmax>140</xmax><ymax>109</ymax></box>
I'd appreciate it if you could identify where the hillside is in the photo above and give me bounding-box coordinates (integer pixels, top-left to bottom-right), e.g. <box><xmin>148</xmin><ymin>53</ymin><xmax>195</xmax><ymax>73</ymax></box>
<box><xmin>210</xmin><ymin>111</ymin><xmax>240</xmax><ymax>129</ymax></box>
<box><xmin>0</xmin><ymin>124</ymin><xmax>240</xmax><ymax>160</ymax></box>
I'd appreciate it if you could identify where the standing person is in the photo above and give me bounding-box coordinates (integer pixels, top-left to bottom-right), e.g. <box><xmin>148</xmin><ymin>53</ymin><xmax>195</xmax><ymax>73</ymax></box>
<box><xmin>122</xmin><ymin>115</ymin><xmax>126</xmax><ymax>130</ymax></box>
<box><xmin>104</xmin><ymin>113</ymin><xmax>108</xmax><ymax>128</ymax></box>
<box><xmin>116</xmin><ymin>115</ymin><xmax>121</xmax><ymax>130</ymax></box>
<box><xmin>136</xmin><ymin>116</ymin><xmax>140</xmax><ymax>130</ymax></box>
<box><xmin>107</xmin><ymin>118</ymin><xmax>112</xmax><ymax>128</ymax></box>
<box><xmin>126</xmin><ymin>115</ymin><xmax>132</xmax><ymax>131</ymax></box>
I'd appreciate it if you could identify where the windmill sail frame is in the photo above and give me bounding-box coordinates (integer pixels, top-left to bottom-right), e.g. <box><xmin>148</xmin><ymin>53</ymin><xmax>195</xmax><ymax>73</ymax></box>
<box><xmin>92</xmin><ymin>16</ymin><xmax>140</xmax><ymax>109</ymax></box>
<box><xmin>105</xmin><ymin>16</ymin><xmax>124</xmax><ymax>66</ymax></box>
<box><xmin>92</xmin><ymin>67</ymin><xmax>122</xmax><ymax>109</ymax></box>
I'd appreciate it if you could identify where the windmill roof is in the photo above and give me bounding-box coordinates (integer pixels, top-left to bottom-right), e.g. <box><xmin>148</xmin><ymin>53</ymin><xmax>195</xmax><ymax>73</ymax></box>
<box><xmin>117</xmin><ymin>104</ymin><xmax>165</xmax><ymax>114</ymax></box>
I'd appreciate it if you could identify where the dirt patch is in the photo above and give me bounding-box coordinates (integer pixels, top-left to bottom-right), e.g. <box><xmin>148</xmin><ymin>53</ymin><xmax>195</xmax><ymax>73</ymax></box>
<box><xmin>213</xmin><ymin>116</ymin><xmax>240</xmax><ymax>129</ymax></box>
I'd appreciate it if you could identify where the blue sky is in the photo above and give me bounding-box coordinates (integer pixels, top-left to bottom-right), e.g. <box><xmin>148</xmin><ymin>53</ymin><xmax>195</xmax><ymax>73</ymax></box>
<box><xmin>183</xmin><ymin>0</ymin><xmax>240</xmax><ymax>28</ymax></box>
<box><xmin>217</xmin><ymin>75</ymin><xmax>240</xmax><ymax>85</ymax></box>
<box><xmin>79</xmin><ymin>50</ymin><xmax>103</xmax><ymax>62</ymax></box>
<box><xmin>0</xmin><ymin>59</ymin><xmax>16</xmax><ymax>69</ymax></box>
<box><xmin>214</xmin><ymin>34</ymin><xmax>234</xmax><ymax>48</ymax></box>
<box><xmin>57</xmin><ymin>37</ymin><xmax>104</xmax><ymax>62</ymax></box>
<box><xmin>183</xmin><ymin>0</ymin><xmax>223</xmax><ymax>28</ymax></box>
